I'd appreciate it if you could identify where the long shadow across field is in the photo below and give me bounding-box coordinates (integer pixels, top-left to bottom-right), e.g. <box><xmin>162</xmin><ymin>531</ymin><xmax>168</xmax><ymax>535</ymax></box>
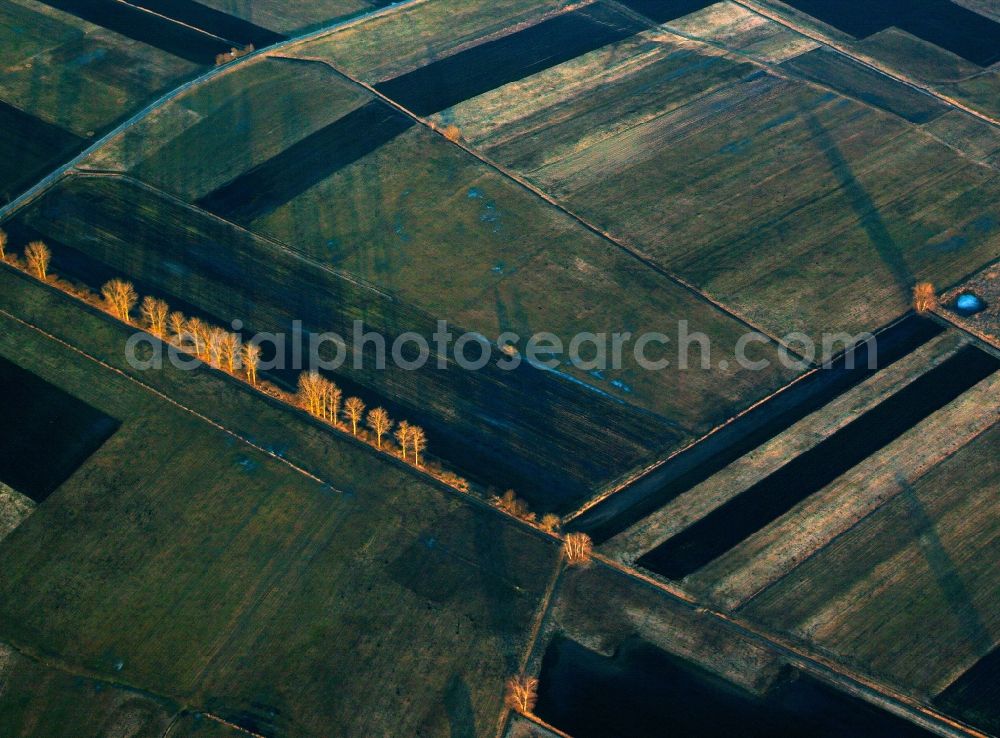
<box><xmin>124</xmin><ymin>0</ymin><xmax>286</xmax><ymax>48</ymax></box>
<box><xmin>639</xmin><ymin>345</ymin><xmax>998</xmax><ymax>580</ymax></box>
<box><xmin>570</xmin><ymin>316</ymin><xmax>942</xmax><ymax>543</ymax></box>
<box><xmin>197</xmin><ymin>100</ymin><xmax>414</xmax><ymax>222</ymax></box>
<box><xmin>373</xmin><ymin>4</ymin><xmax>649</xmax><ymax>116</ymax></box>
<box><xmin>0</xmin><ymin>355</ymin><xmax>119</xmax><ymax>502</ymax></box>
<box><xmin>0</xmin><ymin>101</ymin><xmax>85</xmax><ymax>205</ymax></box>
<box><xmin>535</xmin><ymin>636</ymin><xmax>935</xmax><ymax>737</ymax></box>
<box><xmin>33</xmin><ymin>0</ymin><xmax>234</xmax><ymax>64</ymax></box>
<box><xmin>781</xmin><ymin>0</ymin><xmax>1000</xmax><ymax>66</ymax></box>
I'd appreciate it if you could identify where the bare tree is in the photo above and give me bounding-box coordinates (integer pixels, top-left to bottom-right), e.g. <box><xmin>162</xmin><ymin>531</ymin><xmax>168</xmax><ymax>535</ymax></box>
<box><xmin>25</xmin><ymin>241</ymin><xmax>51</xmax><ymax>281</ymax></box>
<box><xmin>344</xmin><ymin>397</ymin><xmax>365</xmax><ymax>436</ymax></box>
<box><xmin>563</xmin><ymin>532</ymin><xmax>593</xmax><ymax>566</ymax></box>
<box><xmin>185</xmin><ymin>317</ymin><xmax>210</xmax><ymax>359</ymax></box>
<box><xmin>298</xmin><ymin>372</ymin><xmax>323</xmax><ymax>416</ymax></box>
<box><xmin>539</xmin><ymin>513</ymin><xmax>561</xmax><ymax>533</ymax></box>
<box><xmin>168</xmin><ymin>311</ymin><xmax>186</xmax><ymax>345</ymax></box>
<box><xmin>221</xmin><ymin>333</ymin><xmax>240</xmax><ymax>373</ymax></box>
<box><xmin>324</xmin><ymin>380</ymin><xmax>342</xmax><ymax>424</ymax></box>
<box><xmin>207</xmin><ymin>327</ymin><xmax>229</xmax><ymax>367</ymax></box>
<box><xmin>367</xmin><ymin>407</ymin><xmax>392</xmax><ymax>449</ymax></box>
<box><xmin>497</xmin><ymin>489</ymin><xmax>531</xmax><ymax>520</ymax></box>
<box><xmin>409</xmin><ymin>425</ymin><xmax>427</xmax><ymax>466</ymax></box>
<box><xmin>504</xmin><ymin>675</ymin><xmax>538</xmax><ymax>716</ymax></box>
<box><xmin>441</xmin><ymin>124</ymin><xmax>463</xmax><ymax>142</ymax></box>
<box><xmin>140</xmin><ymin>296</ymin><xmax>169</xmax><ymax>337</ymax></box>
<box><xmin>395</xmin><ymin>420</ymin><xmax>413</xmax><ymax>459</ymax></box>
<box><xmin>913</xmin><ymin>282</ymin><xmax>938</xmax><ymax>314</ymax></box>
<box><xmin>101</xmin><ymin>279</ymin><xmax>138</xmax><ymax>321</ymax></box>
<box><xmin>0</xmin><ymin>229</ymin><xmax>7</xmax><ymax>262</ymax></box>
<box><xmin>242</xmin><ymin>343</ymin><xmax>261</xmax><ymax>386</ymax></box>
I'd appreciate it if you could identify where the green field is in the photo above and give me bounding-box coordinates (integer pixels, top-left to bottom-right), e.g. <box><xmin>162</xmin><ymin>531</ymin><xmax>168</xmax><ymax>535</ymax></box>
<box><xmin>438</xmin><ymin>28</ymin><xmax>1000</xmax><ymax>340</ymax></box>
<box><xmin>0</xmin><ymin>644</ymin><xmax>176</xmax><ymax>738</ymax></box>
<box><xmin>0</xmin><ymin>0</ymin><xmax>199</xmax><ymax>136</ymax></box>
<box><xmin>86</xmin><ymin>57</ymin><xmax>370</xmax><ymax>196</ymax></box>
<box><xmin>0</xmin><ymin>269</ymin><xmax>560</xmax><ymax>736</ymax></box>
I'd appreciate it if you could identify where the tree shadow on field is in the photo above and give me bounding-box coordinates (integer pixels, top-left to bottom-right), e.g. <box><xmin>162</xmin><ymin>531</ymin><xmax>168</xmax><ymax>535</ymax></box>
<box><xmin>473</xmin><ymin>513</ymin><xmax>521</xmax><ymax>674</ymax></box>
<box><xmin>899</xmin><ymin>478</ymin><xmax>993</xmax><ymax>657</ymax></box>
<box><xmin>443</xmin><ymin>673</ymin><xmax>477</xmax><ymax>738</ymax></box>
<box><xmin>804</xmin><ymin>111</ymin><xmax>913</xmax><ymax>298</ymax></box>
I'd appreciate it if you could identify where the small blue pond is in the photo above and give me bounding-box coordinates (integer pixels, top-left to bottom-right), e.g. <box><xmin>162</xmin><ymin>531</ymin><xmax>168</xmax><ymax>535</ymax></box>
<box><xmin>955</xmin><ymin>293</ymin><xmax>987</xmax><ymax>316</ymax></box>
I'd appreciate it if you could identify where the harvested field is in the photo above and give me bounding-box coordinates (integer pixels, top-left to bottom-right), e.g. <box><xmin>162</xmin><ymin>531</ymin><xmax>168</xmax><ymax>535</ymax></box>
<box><xmin>124</xmin><ymin>0</ymin><xmax>286</xmax><ymax>48</ymax></box>
<box><xmin>445</xmin><ymin>29</ymin><xmax>1000</xmax><ymax>340</ymax></box>
<box><xmin>535</xmin><ymin>636</ymin><xmax>933</xmax><ymax>737</ymax></box>
<box><xmin>6</xmin><ymin>177</ymin><xmax>733</xmax><ymax>513</ymax></box>
<box><xmin>0</xmin><ymin>100</ymin><xmax>83</xmax><ymax>204</ymax></box>
<box><xmin>639</xmin><ymin>345</ymin><xmax>999</xmax><ymax>580</ymax></box>
<box><xmin>33</xmin><ymin>0</ymin><xmax>233</xmax><ymax>64</ymax></box>
<box><xmin>373</xmin><ymin>4</ymin><xmax>647</xmax><ymax>115</ymax></box>
<box><xmin>739</xmin><ymin>421</ymin><xmax>1000</xmax><ymax>697</ymax></box>
<box><xmin>198</xmin><ymin>99</ymin><xmax>415</xmax><ymax>221</ymax></box>
<box><xmin>0</xmin><ymin>294</ymin><xmax>560</xmax><ymax>737</ymax></box>
<box><xmin>573</xmin><ymin>315</ymin><xmax>944</xmax><ymax>543</ymax></box>
<box><xmin>0</xmin><ymin>354</ymin><xmax>119</xmax><ymax>502</ymax></box>
<box><xmin>780</xmin><ymin>47</ymin><xmax>948</xmax><ymax>123</ymax></box>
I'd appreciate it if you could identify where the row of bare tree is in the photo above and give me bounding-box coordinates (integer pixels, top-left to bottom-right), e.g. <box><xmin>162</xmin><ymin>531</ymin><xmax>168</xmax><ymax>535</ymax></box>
<box><xmin>295</xmin><ymin>372</ymin><xmax>429</xmax><ymax>466</ymax></box>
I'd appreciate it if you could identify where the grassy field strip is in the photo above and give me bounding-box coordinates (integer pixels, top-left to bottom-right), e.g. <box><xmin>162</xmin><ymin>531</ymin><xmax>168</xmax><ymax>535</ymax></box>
<box><xmin>0</xmin><ymin>482</ymin><xmax>34</xmax><ymax>542</ymax></box>
<box><xmin>936</xmin><ymin>263</ymin><xmax>1000</xmax><ymax>352</ymax></box>
<box><xmin>692</xmin><ymin>372</ymin><xmax>1000</xmax><ymax>609</ymax></box>
<box><xmin>731</xmin><ymin>0</ymin><xmax>1000</xmax><ymax>127</ymax></box>
<box><xmin>286</xmin><ymin>52</ymin><xmax>809</xmax><ymax>356</ymax></box>
<box><xmin>601</xmin><ymin>330</ymin><xmax>968</xmax><ymax>562</ymax></box>
<box><xmin>0</xmin><ymin>0</ymin><xmax>427</xmax><ymax>223</ymax></box>
<box><xmin>504</xmin><ymin>714</ymin><xmax>573</xmax><ymax>737</ymax></box>
<box><xmin>586</xmin><ymin>558</ymin><xmax>988</xmax><ymax>737</ymax></box>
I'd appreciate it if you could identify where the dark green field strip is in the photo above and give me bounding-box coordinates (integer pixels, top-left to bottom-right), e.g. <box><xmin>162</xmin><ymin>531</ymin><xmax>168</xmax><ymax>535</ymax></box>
<box><xmin>372</xmin><ymin>4</ymin><xmax>648</xmax><ymax>115</ymax></box>
<box><xmin>571</xmin><ymin>316</ymin><xmax>943</xmax><ymax>543</ymax></box>
<box><xmin>536</xmin><ymin>636</ymin><xmax>935</xmax><ymax>737</ymax></box>
<box><xmin>124</xmin><ymin>0</ymin><xmax>286</xmax><ymax>48</ymax></box>
<box><xmin>935</xmin><ymin>647</ymin><xmax>1000</xmax><ymax>736</ymax></box>
<box><xmin>781</xmin><ymin>48</ymin><xmax>948</xmax><ymax>124</ymax></box>
<box><xmin>0</xmin><ymin>355</ymin><xmax>119</xmax><ymax>502</ymax></box>
<box><xmin>197</xmin><ymin>100</ymin><xmax>414</xmax><ymax>222</ymax></box>
<box><xmin>782</xmin><ymin>0</ymin><xmax>1000</xmax><ymax>67</ymax></box>
<box><xmin>33</xmin><ymin>0</ymin><xmax>232</xmax><ymax>64</ymax></box>
<box><xmin>11</xmin><ymin>175</ymin><xmax>679</xmax><ymax>513</ymax></box>
<box><xmin>0</xmin><ymin>101</ymin><xmax>86</xmax><ymax>205</ymax></box>
<box><xmin>615</xmin><ymin>0</ymin><xmax>717</xmax><ymax>23</ymax></box>
<box><xmin>639</xmin><ymin>345</ymin><xmax>999</xmax><ymax>580</ymax></box>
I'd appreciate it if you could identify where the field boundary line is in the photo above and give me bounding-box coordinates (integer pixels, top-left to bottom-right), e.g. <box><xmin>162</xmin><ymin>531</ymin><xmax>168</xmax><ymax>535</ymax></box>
<box><xmin>281</xmin><ymin>53</ymin><xmax>809</xmax><ymax>362</ymax></box>
<box><xmin>494</xmin><ymin>561</ymin><xmax>566</xmax><ymax>738</ymax></box>
<box><xmin>113</xmin><ymin>0</ymin><xmax>237</xmax><ymax>46</ymax></box>
<box><xmin>0</xmin><ymin>0</ymin><xmax>427</xmax><ymax>222</ymax></box>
